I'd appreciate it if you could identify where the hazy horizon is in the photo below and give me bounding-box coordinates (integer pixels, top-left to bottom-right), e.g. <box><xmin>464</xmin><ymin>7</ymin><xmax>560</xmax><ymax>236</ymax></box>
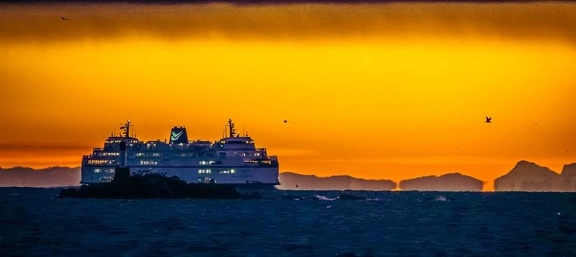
<box><xmin>3</xmin><ymin>159</ymin><xmax>576</xmax><ymax>192</ymax></box>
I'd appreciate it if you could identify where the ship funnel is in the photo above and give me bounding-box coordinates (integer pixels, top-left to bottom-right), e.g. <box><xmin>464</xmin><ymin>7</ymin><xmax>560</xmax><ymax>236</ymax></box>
<box><xmin>169</xmin><ymin>126</ymin><xmax>188</xmax><ymax>144</ymax></box>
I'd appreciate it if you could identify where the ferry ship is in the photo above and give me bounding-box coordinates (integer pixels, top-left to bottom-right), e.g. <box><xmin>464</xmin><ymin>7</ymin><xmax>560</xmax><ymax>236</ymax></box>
<box><xmin>80</xmin><ymin>119</ymin><xmax>280</xmax><ymax>188</ymax></box>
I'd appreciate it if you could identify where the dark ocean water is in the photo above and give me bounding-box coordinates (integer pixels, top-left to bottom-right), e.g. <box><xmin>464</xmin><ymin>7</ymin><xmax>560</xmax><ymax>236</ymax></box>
<box><xmin>1</xmin><ymin>188</ymin><xmax>576</xmax><ymax>257</ymax></box>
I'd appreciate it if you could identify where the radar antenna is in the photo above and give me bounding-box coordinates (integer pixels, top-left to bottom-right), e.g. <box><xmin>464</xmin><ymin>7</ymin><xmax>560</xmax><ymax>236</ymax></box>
<box><xmin>120</xmin><ymin>120</ymin><xmax>132</xmax><ymax>138</ymax></box>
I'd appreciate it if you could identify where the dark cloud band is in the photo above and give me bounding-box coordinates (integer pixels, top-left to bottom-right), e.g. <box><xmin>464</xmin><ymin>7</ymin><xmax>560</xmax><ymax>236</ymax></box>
<box><xmin>0</xmin><ymin>2</ymin><xmax>575</xmax><ymax>44</ymax></box>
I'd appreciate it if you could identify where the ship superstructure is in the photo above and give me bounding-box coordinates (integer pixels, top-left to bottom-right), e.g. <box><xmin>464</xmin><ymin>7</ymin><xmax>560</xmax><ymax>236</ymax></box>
<box><xmin>81</xmin><ymin>119</ymin><xmax>279</xmax><ymax>187</ymax></box>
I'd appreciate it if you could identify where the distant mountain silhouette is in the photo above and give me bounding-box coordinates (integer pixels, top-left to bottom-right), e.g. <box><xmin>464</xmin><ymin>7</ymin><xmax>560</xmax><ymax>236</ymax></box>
<box><xmin>0</xmin><ymin>166</ymin><xmax>80</xmax><ymax>187</ymax></box>
<box><xmin>494</xmin><ymin>160</ymin><xmax>576</xmax><ymax>192</ymax></box>
<box><xmin>278</xmin><ymin>172</ymin><xmax>396</xmax><ymax>191</ymax></box>
<box><xmin>5</xmin><ymin>162</ymin><xmax>576</xmax><ymax>191</ymax></box>
<box><xmin>399</xmin><ymin>173</ymin><xmax>483</xmax><ymax>191</ymax></box>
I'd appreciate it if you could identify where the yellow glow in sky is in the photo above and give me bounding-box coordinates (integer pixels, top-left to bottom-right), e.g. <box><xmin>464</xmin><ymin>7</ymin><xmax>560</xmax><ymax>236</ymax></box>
<box><xmin>1</xmin><ymin>3</ymin><xmax>576</xmax><ymax>190</ymax></box>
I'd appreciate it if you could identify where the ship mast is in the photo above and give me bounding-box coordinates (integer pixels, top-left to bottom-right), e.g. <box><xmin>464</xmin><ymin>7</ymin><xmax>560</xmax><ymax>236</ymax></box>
<box><xmin>120</xmin><ymin>120</ymin><xmax>132</xmax><ymax>138</ymax></box>
<box><xmin>227</xmin><ymin>118</ymin><xmax>236</xmax><ymax>138</ymax></box>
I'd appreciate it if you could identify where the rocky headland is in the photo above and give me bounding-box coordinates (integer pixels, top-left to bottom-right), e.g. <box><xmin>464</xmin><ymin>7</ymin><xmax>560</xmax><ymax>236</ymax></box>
<box><xmin>494</xmin><ymin>161</ymin><xmax>576</xmax><ymax>192</ymax></box>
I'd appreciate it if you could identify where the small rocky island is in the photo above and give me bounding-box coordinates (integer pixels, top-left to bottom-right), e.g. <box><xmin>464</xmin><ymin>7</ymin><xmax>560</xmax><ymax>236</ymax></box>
<box><xmin>399</xmin><ymin>173</ymin><xmax>484</xmax><ymax>191</ymax></box>
<box><xmin>58</xmin><ymin>167</ymin><xmax>246</xmax><ymax>199</ymax></box>
<box><xmin>278</xmin><ymin>172</ymin><xmax>396</xmax><ymax>190</ymax></box>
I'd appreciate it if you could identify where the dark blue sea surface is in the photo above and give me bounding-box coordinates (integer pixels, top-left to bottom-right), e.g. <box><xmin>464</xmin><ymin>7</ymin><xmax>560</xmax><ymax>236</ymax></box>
<box><xmin>1</xmin><ymin>188</ymin><xmax>576</xmax><ymax>257</ymax></box>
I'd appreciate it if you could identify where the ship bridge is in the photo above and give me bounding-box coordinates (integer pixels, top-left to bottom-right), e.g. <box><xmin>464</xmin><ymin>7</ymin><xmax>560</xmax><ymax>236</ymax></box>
<box><xmin>105</xmin><ymin>136</ymin><xmax>138</xmax><ymax>144</ymax></box>
<box><xmin>217</xmin><ymin>119</ymin><xmax>258</xmax><ymax>150</ymax></box>
<box><xmin>102</xmin><ymin>136</ymin><xmax>138</xmax><ymax>151</ymax></box>
<box><xmin>218</xmin><ymin>136</ymin><xmax>256</xmax><ymax>150</ymax></box>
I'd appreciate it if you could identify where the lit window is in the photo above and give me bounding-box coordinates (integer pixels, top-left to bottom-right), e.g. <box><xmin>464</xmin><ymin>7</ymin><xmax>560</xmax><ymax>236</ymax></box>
<box><xmin>198</xmin><ymin>169</ymin><xmax>212</xmax><ymax>174</ymax></box>
<box><xmin>140</xmin><ymin>160</ymin><xmax>157</xmax><ymax>165</ymax></box>
<box><xmin>88</xmin><ymin>159</ymin><xmax>110</xmax><ymax>165</ymax></box>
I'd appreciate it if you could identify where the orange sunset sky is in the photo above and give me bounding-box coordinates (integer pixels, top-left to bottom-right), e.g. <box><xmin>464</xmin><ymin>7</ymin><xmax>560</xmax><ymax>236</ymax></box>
<box><xmin>1</xmin><ymin>2</ymin><xmax>576</xmax><ymax>190</ymax></box>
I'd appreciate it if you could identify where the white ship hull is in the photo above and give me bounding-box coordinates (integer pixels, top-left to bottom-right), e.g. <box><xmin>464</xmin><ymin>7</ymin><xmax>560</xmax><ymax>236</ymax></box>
<box><xmin>80</xmin><ymin>120</ymin><xmax>280</xmax><ymax>188</ymax></box>
<box><xmin>81</xmin><ymin>165</ymin><xmax>279</xmax><ymax>186</ymax></box>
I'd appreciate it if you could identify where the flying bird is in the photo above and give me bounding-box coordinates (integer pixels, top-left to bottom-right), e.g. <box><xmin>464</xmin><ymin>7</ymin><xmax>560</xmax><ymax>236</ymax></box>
<box><xmin>485</xmin><ymin>116</ymin><xmax>492</xmax><ymax>123</ymax></box>
<box><xmin>60</xmin><ymin>16</ymin><xmax>69</xmax><ymax>21</ymax></box>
